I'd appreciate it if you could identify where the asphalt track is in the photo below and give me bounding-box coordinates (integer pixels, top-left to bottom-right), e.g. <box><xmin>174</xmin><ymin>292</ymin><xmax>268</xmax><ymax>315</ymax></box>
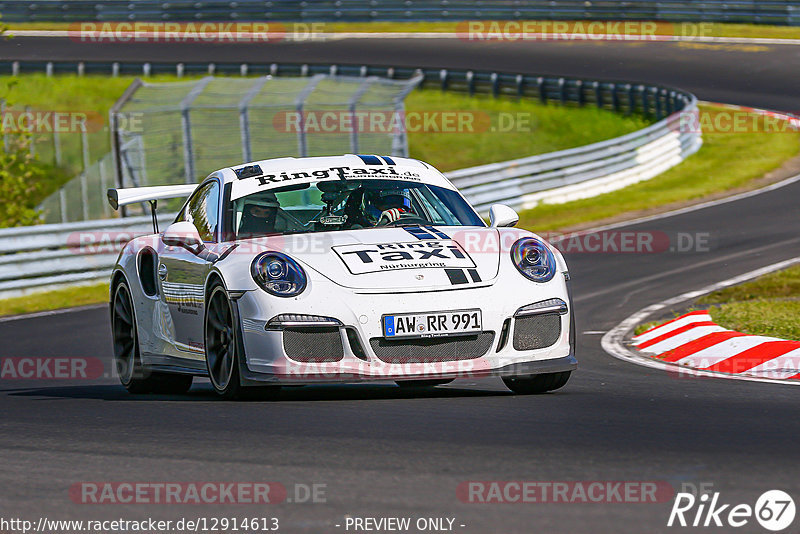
<box><xmin>1</xmin><ymin>37</ymin><xmax>800</xmax><ymax>533</ymax></box>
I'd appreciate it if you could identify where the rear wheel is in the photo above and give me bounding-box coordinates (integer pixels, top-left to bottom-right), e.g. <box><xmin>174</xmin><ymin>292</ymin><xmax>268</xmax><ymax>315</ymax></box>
<box><xmin>112</xmin><ymin>281</ymin><xmax>193</xmax><ymax>394</ymax></box>
<box><xmin>502</xmin><ymin>371</ymin><xmax>571</xmax><ymax>394</ymax></box>
<box><xmin>396</xmin><ymin>379</ymin><xmax>454</xmax><ymax>388</ymax></box>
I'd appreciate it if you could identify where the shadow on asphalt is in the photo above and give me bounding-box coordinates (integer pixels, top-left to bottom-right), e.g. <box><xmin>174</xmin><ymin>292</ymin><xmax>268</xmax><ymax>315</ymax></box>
<box><xmin>4</xmin><ymin>382</ymin><xmax>515</xmax><ymax>402</ymax></box>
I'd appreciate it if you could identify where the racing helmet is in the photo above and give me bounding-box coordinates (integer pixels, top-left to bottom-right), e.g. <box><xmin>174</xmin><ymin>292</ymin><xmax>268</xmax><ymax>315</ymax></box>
<box><xmin>238</xmin><ymin>193</ymin><xmax>280</xmax><ymax>235</ymax></box>
<box><xmin>362</xmin><ymin>188</ymin><xmax>413</xmax><ymax>222</ymax></box>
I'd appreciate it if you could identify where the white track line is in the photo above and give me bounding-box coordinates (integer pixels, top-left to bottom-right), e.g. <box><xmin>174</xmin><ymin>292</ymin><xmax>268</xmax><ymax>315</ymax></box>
<box><xmin>11</xmin><ymin>30</ymin><xmax>800</xmax><ymax>46</ymax></box>
<box><xmin>601</xmin><ymin>256</ymin><xmax>800</xmax><ymax>385</ymax></box>
<box><xmin>0</xmin><ymin>303</ymin><xmax>107</xmax><ymax>323</ymax></box>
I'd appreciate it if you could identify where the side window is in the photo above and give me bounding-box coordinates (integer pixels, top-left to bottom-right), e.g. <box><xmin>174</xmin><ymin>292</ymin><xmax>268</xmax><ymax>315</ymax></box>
<box><xmin>178</xmin><ymin>182</ymin><xmax>220</xmax><ymax>242</ymax></box>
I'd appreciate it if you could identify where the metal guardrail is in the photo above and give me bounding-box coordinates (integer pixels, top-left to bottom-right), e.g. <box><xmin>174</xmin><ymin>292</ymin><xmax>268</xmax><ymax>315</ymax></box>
<box><xmin>0</xmin><ymin>214</ymin><xmax>174</xmax><ymax>298</ymax></box>
<box><xmin>1</xmin><ymin>1</ymin><xmax>799</xmax><ymax>25</ymax></box>
<box><xmin>448</xmin><ymin>104</ymin><xmax>701</xmax><ymax>213</ymax></box>
<box><xmin>0</xmin><ymin>61</ymin><xmax>700</xmax><ymax>298</ymax></box>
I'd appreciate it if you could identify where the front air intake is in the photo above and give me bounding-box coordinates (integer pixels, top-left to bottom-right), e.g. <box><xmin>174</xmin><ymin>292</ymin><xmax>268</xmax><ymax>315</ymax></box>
<box><xmin>369</xmin><ymin>332</ymin><xmax>495</xmax><ymax>364</ymax></box>
<box><xmin>283</xmin><ymin>328</ymin><xmax>344</xmax><ymax>363</ymax></box>
<box><xmin>512</xmin><ymin>314</ymin><xmax>561</xmax><ymax>351</ymax></box>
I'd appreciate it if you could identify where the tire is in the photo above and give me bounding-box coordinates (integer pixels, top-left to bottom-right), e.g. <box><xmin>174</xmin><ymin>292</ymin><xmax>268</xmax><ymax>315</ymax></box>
<box><xmin>396</xmin><ymin>379</ymin><xmax>454</xmax><ymax>388</ymax></box>
<box><xmin>204</xmin><ymin>282</ymin><xmax>280</xmax><ymax>401</ymax></box>
<box><xmin>112</xmin><ymin>281</ymin><xmax>195</xmax><ymax>395</ymax></box>
<box><xmin>502</xmin><ymin>371</ymin><xmax>571</xmax><ymax>394</ymax></box>
<box><xmin>205</xmin><ymin>282</ymin><xmax>244</xmax><ymax>399</ymax></box>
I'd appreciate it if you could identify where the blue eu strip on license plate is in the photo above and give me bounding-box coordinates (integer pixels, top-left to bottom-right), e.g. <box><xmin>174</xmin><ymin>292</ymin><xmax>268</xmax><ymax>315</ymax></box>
<box><xmin>384</xmin><ymin>316</ymin><xmax>396</xmax><ymax>337</ymax></box>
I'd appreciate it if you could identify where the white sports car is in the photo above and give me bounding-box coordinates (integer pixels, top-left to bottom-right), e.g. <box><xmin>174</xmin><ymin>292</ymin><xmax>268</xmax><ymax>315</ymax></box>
<box><xmin>108</xmin><ymin>155</ymin><xmax>576</xmax><ymax>399</ymax></box>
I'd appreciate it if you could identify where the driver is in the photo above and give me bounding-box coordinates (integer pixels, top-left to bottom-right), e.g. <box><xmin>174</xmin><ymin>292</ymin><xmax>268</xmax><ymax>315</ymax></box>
<box><xmin>238</xmin><ymin>193</ymin><xmax>280</xmax><ymax>237</ymax></box>
<box><xmin>362</xmin><ymin>188</ymin><xmax>416</xmax><ymax>226</ymax></box>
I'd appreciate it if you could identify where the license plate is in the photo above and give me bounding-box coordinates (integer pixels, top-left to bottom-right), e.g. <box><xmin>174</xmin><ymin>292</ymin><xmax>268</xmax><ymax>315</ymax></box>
<box><xmin>383</xmin><ymin>310</ymin><xmax>482</xmax><ymax>339</ymax></box>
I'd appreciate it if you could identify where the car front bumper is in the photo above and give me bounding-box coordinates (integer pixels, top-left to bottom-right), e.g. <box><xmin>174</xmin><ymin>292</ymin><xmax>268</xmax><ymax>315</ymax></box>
<box><xmin>233</xmin><ymin>272</ymin><xmax>576</xmax><ymax>386</ymax></box>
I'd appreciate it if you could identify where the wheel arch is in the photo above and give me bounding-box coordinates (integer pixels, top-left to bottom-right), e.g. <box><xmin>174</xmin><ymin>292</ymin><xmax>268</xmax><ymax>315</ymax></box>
<box><xmin>204</xmin><ymin>270</ymin><xmax>227</xmax><ymax>302</ymax></box>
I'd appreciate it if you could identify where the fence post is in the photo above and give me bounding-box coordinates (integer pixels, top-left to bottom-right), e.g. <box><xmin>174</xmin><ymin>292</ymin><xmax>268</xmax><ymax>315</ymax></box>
<box><xmin>440</xmin><ymin>69</ymin><xmax>449</xmax><ymax>91</ymax></box>
<box><xmin>538</xmin><ymin>77</ymin><xmax>546</xmax><ymax>104</ymax></box>
<box><xmin>466</xmin><ymin>71</ymin><xmax>474</xmax><ymax>96</ymax></box>
<box><xmin>594</xmin><ymin>81</ymin><xmax>602</xmax><ymax>109</ymax></box>
<box><xmin>626</xmin><ymin>84</ymin><xmax>634</xmax><ymax>115</ymax></box>
<box><xmin>348</xmin><ymin>78</ymin><xmax>375</xmax><ymax>154</ymax></box>
<box><xmin>654</xmin><ymin>87</ymin><xmax>663</xmax><ymax>120</ymax></box>
<box><xmin>81</xmin><ymin>127</ymin><xmax>91</xmax><ymax>220</ymax></box>
<box><xmin>294</xmin><ymin>75</ymin><xmax>324</xmax><ymax>158</ymax></box>
<box><xmin>179</xmin><ymin>77</ymin><xmax>213</xmax><ymax>183</ymax></box>
<box><xmin>558</xmin><ymin>77</ymin><xmax>566</xmax><ymax>105</ymax></box>
<box><xmin>1</xmin><ymin>100</ymin><xmax>8</xmax><ymax>153</ymax></box>
<box><xmin>25</xmin><ymin>106</ymin><xmax>35</xmax><ymax>157</ymax></box>
<box><xmin>610</xmin><ymin>83</ymin><xmax>620</xmax><ymax>112</ymax></box>
<box><xmin>59</xmin><ymin>189</ymin><xmax>68</xmax><ymax>223</ymax></box>
<box><xmin>53</xmin><ymin>113</ymin><xmax>63</xmax><ymax>166</ymax></box>
<box><xmin>641</xmin><ymin>85</ymin><xmax>649</xmax><ymax>116</ymax></box>
<box><xmin>238</xmin><ymin>76</ymin><xmax>270</xmax><ymax>163</ymax></box>
<box><xmin>490</xmin><ymin>72</ymin><xmax>499</xmax><ymax>97</ymax></box>
<box><xmin>99</xmin><ymin>156</ymin><xmax>111</xmax><ymax>217</ymax></box>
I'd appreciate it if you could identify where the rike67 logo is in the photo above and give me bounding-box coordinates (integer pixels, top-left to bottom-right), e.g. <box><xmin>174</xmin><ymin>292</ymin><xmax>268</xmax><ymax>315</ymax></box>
<box><xmin>668</xmin><ymin>489</ymin><xmax>795</xmax><ymax>531</ymax></box>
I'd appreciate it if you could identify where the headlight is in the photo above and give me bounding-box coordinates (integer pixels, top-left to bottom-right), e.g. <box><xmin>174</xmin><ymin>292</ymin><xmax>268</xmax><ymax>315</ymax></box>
<box><xmin>511</xmin><ymin>237</ymin><xmax>557</xmax><ymax>283</ymax></box>
<box><xmin>251</xmin><ymin>252</ymin><xmax>307</xmax><ymax>297</ymax></box>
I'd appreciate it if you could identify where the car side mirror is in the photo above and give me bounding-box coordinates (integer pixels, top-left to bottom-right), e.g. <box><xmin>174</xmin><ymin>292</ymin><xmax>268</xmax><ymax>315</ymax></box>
<box><xmin>489</xmin><ymin>204</ymin><xmax>519</xmax><ymax>228</ymax></box>
<box><xmin>162</xmin><ymin>221</ymin><xmax>205</xmax><ymax>254</ymax></box>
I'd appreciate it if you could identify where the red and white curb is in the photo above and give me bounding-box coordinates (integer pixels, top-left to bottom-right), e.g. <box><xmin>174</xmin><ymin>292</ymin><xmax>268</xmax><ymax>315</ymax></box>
<box><xmin>602</xmin><ymin>256</ymin><xmax>800</xmax><ymax>385</ymax></box>
<box><xmin>633</xmin><ymin>310</ymin><xmax>800</xmax><ymax>380</ymax></box>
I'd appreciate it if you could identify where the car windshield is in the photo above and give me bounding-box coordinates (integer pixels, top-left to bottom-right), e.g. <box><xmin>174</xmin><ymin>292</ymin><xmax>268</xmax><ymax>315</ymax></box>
<box><xmin>232</xmin><ymin>179</ymin><xmax>484</xmax><ymax>238</ymax></box>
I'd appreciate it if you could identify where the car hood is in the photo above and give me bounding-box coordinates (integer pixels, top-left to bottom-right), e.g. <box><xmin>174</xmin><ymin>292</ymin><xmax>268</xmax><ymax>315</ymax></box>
<box><xmin>245</xmin><ymin>226</ymin><xmax>501</xmax><ymax>292</ymax></box>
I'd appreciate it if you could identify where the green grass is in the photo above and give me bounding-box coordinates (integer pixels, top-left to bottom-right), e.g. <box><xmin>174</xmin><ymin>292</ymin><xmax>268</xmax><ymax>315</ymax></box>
<box><xmin>635</xmin><ymin>265</ymin><xmax>800</xmax><ymax>339</ymax></box>
<box><xmin>700</xmin><ymin>264</ymin><xmax>800</xmax><ymax>340</ymax></box>
<box><xmin>9</xmin><ymin>21</ymin><xmax>800</xmax><ymax>40</ymax></box>
<box><xmin>702</xmin><ymin>265</ymin><xmax>800</xmax><ymax>304</ymax></box>
<box><xmin>709</xmin><ymin>300</ymin><xmax>800</xmax><ymax>340</ymax></box>
<box><xmin>0</xmin><ymin>282</ymin><xmax>109</xmax><ymax>317</ymax></box>
<box><xmin>517</xmin><ymin>104</ymin><xmax>800</xmax><ymax>232</ymax></box>
<box><xmin>405</xmin><ymin>90</ymin><xmax>651</xmax><ymax>171</ymax></box>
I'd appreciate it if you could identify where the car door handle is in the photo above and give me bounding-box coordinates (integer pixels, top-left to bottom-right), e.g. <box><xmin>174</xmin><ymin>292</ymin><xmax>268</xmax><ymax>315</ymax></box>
<box><xmin>158</xmin><ymin>264</ymin><xmax>168</xmax><ymax>281</ymax></box>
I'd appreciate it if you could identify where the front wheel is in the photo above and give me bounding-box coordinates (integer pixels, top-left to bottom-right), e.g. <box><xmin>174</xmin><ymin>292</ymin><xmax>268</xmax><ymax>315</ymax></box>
<box><xmin>502</xmin><ymin>371</ymin><xmax>571</xmax><ymax>394</ymax></box>
<box><xmin>205</xmin><ymin>283</ymin><xmax>243</xmax><ymax>399</ymax></box>
<box><xmin>204</xmin><ymin>283</ymin><xmax>280</xmax><ymax>401</ymax></box>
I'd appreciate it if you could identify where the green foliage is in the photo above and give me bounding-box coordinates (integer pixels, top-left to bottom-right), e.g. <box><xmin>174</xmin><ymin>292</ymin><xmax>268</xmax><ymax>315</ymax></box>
<box><xmin>0</xmin><ymin>130</ymin><xmax>46</xmax><ymax>226</ymax></box>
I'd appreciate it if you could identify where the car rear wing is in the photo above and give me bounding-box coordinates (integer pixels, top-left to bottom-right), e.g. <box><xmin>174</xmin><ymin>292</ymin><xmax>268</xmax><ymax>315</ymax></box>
<box><xmin>106</xmin><ymin>184</ymin><xmax>199</xmax><ymax>210</ymax></box>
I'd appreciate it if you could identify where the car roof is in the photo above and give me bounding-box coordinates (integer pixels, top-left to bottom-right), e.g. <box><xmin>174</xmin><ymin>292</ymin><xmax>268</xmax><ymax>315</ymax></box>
<box><xmin>223</xmin><ymin>155</ymin><xmax>456</xmax><ymax>201</ymax></box>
